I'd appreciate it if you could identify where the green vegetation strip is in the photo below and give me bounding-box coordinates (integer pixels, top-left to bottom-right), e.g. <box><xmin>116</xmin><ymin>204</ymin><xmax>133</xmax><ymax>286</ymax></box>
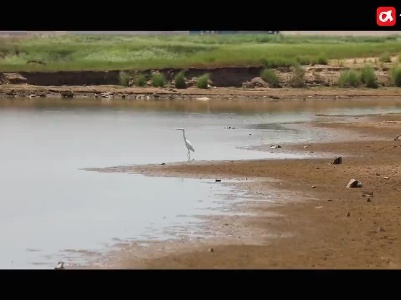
<box><xmin>1</xmin><ymin>34</ymin><xmax>401</xmax><ymax>72</ymax></box>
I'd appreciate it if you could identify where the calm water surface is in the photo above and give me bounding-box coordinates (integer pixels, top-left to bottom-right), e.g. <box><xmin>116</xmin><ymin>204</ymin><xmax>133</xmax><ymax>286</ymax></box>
<box><xmin>1</xmin><ymin>98</ymin><xmax>401</xmax><ymax>268</ymax></box>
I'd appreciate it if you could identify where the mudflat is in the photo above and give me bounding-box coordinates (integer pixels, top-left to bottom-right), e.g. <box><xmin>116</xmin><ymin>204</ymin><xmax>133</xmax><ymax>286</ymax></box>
<box><xmin>94</xmin><ymin>111</ymin><xmax>401</xmax><ymax>269</ymax></box>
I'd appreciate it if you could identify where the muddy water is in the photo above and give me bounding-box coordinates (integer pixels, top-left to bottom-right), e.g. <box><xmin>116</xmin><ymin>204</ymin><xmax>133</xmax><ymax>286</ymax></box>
<box><xmin>1</xmin><ymin>98</ymin><xmax>401</xmax><ymax>269</ymax></box>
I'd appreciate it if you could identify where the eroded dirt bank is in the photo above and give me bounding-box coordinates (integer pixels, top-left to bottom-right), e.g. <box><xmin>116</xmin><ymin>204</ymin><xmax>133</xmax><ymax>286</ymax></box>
<box><xmin>88</xmin><ymin>113</ymin><xmax>401</xmax><ymax>269</ymax></box>
<box><xmin>0</xmin><ymin>61</ymin><xmax>400</xmax><ymax>101</ymax></box>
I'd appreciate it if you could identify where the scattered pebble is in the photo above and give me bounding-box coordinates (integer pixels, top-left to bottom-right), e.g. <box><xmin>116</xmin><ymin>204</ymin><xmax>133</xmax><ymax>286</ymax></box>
<box><xmin>270</xmin><ymin>144</ymin><xmax>282</xmax><ymax>149</ymax></box>
<box><xmin>332</xmin><ymin>156</ymin><xmax>342</xmax><ymax>165</ymax></box>
<box><xmin>312</xmin><ymin>185</ymin><xmax>316</xmax><ymax>189</ymax></box>
<box><xmin>215</xmin><ymin>179</ymin><xmax>221</xmax><ymax>182</ymax></box>
<box><xmin>377</xmin><ymin>227</ymin><xmax>385</xmax><ymax>232</ymax></box>
<box><xmin>384</xmin><ymin>176</ymin><xmax>389</xmax><ymax>180</ymax></box>
<box><xmin>362</xmin><ymin>191</ymin><xmax>374</xmax><ymax>197</ymax></box>
<box><xmin>346</xmin><ymin>179</ymin><xmax>362</xmax><ymax>188</ymax></box>
<box><xmin>367</xmin><ymin>198</ymin><xmax>372</xmax><ymax>202</ymax></box>
<box><xmin>208</xmin><ymin>248</ymin><xmax>214</xmax><ymax>252</ymax></box>
<box><xmin>347</xmin><ymin>212</ymin><xmax>351</xmax><ymax>217</ymax></box>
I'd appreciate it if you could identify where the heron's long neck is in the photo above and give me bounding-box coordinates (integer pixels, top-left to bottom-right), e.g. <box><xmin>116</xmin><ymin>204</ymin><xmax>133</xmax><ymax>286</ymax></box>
<box><xmin>181</xmin><ymin>131</ymin><xmax>186</xmax><ymax>140</ymax></box>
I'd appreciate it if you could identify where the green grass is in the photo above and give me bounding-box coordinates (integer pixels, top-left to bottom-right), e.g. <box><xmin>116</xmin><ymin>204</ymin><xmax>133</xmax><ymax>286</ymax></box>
<box><xmin>197</xmin><ymin>74</ymin><xmax>210</xmax><ymax>89</ymax></box>
<box><xmin>359</xmin><ymin>66</ymin><xmax>378</xmax><ymax>88</ymax></box>
<box><xmin>151</xmin><ymin>72</ymin><xmax>166</xmax><ymax>87</ymax></box>
<box><xmin>289</xmin><ymin>65</ymin><xmax>306</xmax><ymax>88</ymax></box>
<box><xmin>391</xmin><ymin>67</ymin><xmax>401</xmax><ymax>87</ymax></box>
<box><xmin>338</xmin><ymin>70</ymin><xmax>361</xmax><ymax>87</ymax></box>
<box><xmin>1</xmin><ymin>33</ymin><xmax>401</xmax><ymax>72</ymax></box>
<box><xmin>338</xmin><ymin>66</ymin><xmax>379</xmax><ymax>88</ymax></box>
<box><xmin>174</xmin><ymin>70</ymin><xmax>186</xmax><ymax>89</ymax></box>
<box><xmin>260</xmin><ymin>68</ymin><xmax>280</xmax><ymax>87</ymax></box>
<box><xmin>379</xmin><ymin>52</ymin><xmax>392</xmax><ymax>63</ymax></box>
<box><xmin>134</xmin><ymin>73</ymin><xmax>146</xmax><ymax>87</ymax></box>
<box><xmin>118</xmin><ymin>71</ymin><xmax>131</xmax><ymax>86</ymax></box>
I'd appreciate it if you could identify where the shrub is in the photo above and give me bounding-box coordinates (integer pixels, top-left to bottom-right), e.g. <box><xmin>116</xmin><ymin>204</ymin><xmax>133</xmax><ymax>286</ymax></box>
<box><xmin>260</xmin><ymin>68</ymin><xmax>280</xmax><ymax>87</ymax></box>
<box><xmin>360</xmin><ymin>66</ymin><xmax>378</xmax><ymax>88</ymax></box>
<box><xmin>118</xmin><ymin>71</ymin><xmax>131</xmax><ymax>87</ymax></box>
<box><xmin>135</xmin><ymin>73</ymin><xmax>146</xmax><ymax>87</ymax></box>
<box><xmin>151</xmin><ymin>72</ymin><xmax>166</xmax><ymax>88</ymax></box>
<box><xmin>174</xmin><ymin>71</ymin><xmax>186</xmax><ymax>89</ymax></box>
<box><xmin>289</xmin><ymin>65</ymin><xmax>306</xmax><ymax>88</ymax></box>
<box><xmin>379</xmin><ymin>52</ymin><xmax>391</xmax><ymax>63</ymax></box>
<box><xmin>338</xmin><ymin>70</ymin><xmax>361</xmax><ymax>87</ymax></box>
<box><xmin>296</xmin><ymin>56</ymin><xmax>312</xmax><ymax>65</ymax></box>
<box><xmin>391</xmin><ymin>67</ymin><xmax>401</xmax><ymax>87</ymax></box>
<box><xmin>196</xmin><ymin>74</ymin><xmax>209</xmax><ymax>89</ymax></box>
<box><xmin>317</xmin><ymin>53</ymin><xmax>328</xmax><ymax>65</ymax></box>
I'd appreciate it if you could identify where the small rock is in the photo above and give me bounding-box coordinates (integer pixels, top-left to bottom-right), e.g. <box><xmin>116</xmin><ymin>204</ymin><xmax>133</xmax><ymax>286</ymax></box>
<box><xmin>61</xmin><ymin>91</ymin><xmax>74</xmax><ymax>98</ymax></box>
<box><xmin>196</xmin><ymin>97</ymin><xmax>210</xmax><ymax>101</ymax></box>
<box><xmin>347</xmin><ymin>212</ymin><xmax>351</xmax><ymax>217</ymax></box>
<box><xmin>362</xmin><ymin>191</ymin><xmax>373</xmax><ymax>197</ymax></box>
<box><xmin>332</xmin><ymin>156</ymin><xmax>342</xmax><ymax>165</ymax></box>
<box><xmin>394</xmin><ymin>135</ymin><xmax>401</xmax><ymax>141</ymax></box>
<box><xmin>270</xmin><ymin>145</ymin><xmax>282</xmax><ymax>149</ymax></box>
<box><xmin>100</xmin><ymin>92</ymin><xmax>113</xmax><ymax>98</ymax></box>
<box><xmin>160</xmin><ymin>163</ymin><xmax>166</xmax><ymax>165</ymax></box>
<box><xmin>377</xmin><ymin>227</ymin><xmax>385</xmax><ymax>232</ymax></box>
<box><xmin>312</xmin><ymin>185</ymin><xmax>316</xmax><ymax>188</ymax></box>
<box><xmin>327</xmin><ymin>199</ymin><xmax>333</xmax><ymax>202</ymax></box>
<box><xmin>346</xmin><ymin>178</ymin><xmax>362</xmax><ymax>188</ymax></box>
<box><xmin>383</xmin><ymin>176</ymin><xmax>389</xmax><ymax>180</ymax></box>
<box><xmin>367</xmin><ymin>198</ymin><xmax>372</xmax><ymax>202</ymax></box>
<box><xmin>208</xmin><ymin>248</ymin><xmax>214</xmax><ymax>252</ymax></box>
<box><xmin>359</xmin><ymin>218</ymin><xmax>362</xmax><ymax>221</ymax></box>
<box><xmin>215</xmin><ymin>179</ymin><xmax>221</xmax><ymax>182</ymax></box>
<box><xmin>375</xmin><ymin>173</ymin><xmax>380</xmax><ymax>176</ymax></box>
<box><xmin>304</xmin><ymin>145</ymin><xmax>309</xmax><ymax>149</ymax></box>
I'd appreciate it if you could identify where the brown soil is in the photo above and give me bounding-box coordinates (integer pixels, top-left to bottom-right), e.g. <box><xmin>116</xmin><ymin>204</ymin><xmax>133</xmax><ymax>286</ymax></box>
<box><xmin>0</xmin><ymin>56</ymin><xmax>399</xmax><ymax>93</ymax></box>
<box><xmin>1</xmin><ymin>55</ymin><xmax>400</xmax><ymax>102</ymax></box>
<box><xmin>86</xmin><ymin>112</ymin><xmax>401</xmax><ymax>269</ymax></box>
<box><xmin>1</xmin><ymin>85</ymin><xmax>401</xmax><ymax>103</ymax></box>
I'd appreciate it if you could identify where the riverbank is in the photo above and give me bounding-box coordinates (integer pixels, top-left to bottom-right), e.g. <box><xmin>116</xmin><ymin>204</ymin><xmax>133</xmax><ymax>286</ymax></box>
<box><xmin>87</xmin><ymin>111</ymin><xmax>401</xmax><ymax>269</ymax></box>
<box><xmin>1</xmin><ymin>85</ymin><xmax>401</xmax><ymax>103</ymax></box>
<box><xmin>1</xmin><ymin>59</ymin><xmax>401</xmax><ymax>101</ymax></box>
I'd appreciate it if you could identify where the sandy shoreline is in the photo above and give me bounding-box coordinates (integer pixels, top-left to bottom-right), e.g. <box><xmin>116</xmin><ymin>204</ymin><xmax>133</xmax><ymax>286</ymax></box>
<box><xmin>3</xmin><ymin>78</ymin><xmax>401</xmax><ymax>269</ymax></box>
<box><xmin>77</xmin><ymin>109</ymin><xmax>401</xmax><ymax>269</ymax></box>
<box><xmin>2</xmin><ymin>85</ymin><xmax>401</xmax><ymax>102</ymax></box>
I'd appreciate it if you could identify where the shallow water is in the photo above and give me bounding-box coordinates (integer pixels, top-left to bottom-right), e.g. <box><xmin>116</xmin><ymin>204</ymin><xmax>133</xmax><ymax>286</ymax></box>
<box><xmin>1</xmin><ymin>98</ymin><xmax>401</xmax><ymax>269</ymax></box>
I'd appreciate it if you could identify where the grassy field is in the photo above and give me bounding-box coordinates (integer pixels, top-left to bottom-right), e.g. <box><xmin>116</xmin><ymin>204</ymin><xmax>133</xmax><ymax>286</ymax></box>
<box><xmin>1</xmin><ymin>33</ymin><xmax>401</xmax><ymax>72</ymax></box>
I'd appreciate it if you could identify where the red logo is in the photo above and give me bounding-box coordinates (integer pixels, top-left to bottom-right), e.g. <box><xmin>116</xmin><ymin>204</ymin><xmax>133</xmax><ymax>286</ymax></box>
<box><xmin>376</xmin><ymin>7</ymin><xmax>396</xmax><ymax>26</ymax></box>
